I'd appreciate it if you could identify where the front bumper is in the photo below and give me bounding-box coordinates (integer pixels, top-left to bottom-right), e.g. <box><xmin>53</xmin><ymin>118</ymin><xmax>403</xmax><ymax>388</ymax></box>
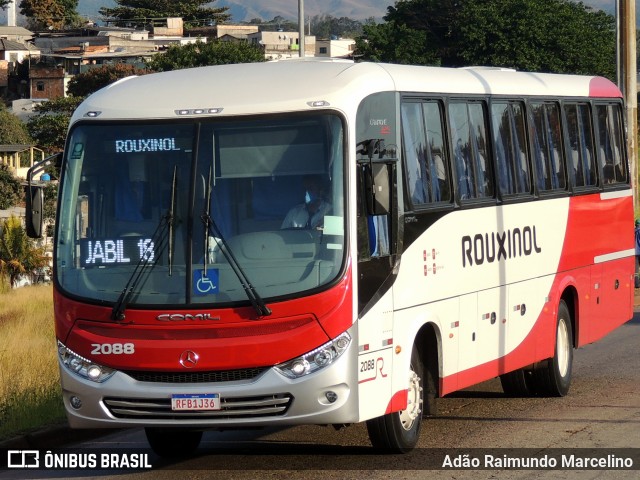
<box><xmin>60</xmin><ymin>327</ymin><xmax>359</xmax><ymax>429</ymax></box>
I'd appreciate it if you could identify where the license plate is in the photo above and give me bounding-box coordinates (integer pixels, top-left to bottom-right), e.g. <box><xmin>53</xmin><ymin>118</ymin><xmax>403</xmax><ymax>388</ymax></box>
<box><xmin>171</xmin><ymin>393</ymin><xmax>220</xmax><ymax>411</ymax></box>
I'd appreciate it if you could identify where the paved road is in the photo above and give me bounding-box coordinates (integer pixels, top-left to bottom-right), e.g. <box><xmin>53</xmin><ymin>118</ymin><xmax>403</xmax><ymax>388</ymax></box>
<box><xmin>2</xmin><ymin>314</ymin><xmax>639</xmax><ymax>480</ymax></box>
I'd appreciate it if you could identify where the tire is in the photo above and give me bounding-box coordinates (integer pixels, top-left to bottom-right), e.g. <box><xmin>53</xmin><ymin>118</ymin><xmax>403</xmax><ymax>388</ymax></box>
<box><xmin>531</xmin><ymin>299</ymin><xmax>574</xmax><ymax>397</ymax></box>
<box><xmin>422</xmin><ymin>340</ymin><xmax>438</xmax><ymax>417</ymax></box>
<box><xmin>366</xmin><ymin>346</ymin><xmax>423</xmax><ymax>453</ymax></box>
<box><xmin>145</xmin><ymin>428</ymin><xmax>203</xmax><ymax>458</ymax></box>
<box><xmin>500</xmin><ymin>368</ymin><xmax>535</xmax><ymax>397</ymax></box>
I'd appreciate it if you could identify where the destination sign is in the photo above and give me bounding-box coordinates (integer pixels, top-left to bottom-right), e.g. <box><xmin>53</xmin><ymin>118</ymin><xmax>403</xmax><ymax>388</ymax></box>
<box><xmin>80</xmin><ymin>238</ymin><xmax>155</xmax><ymax>267</ymax></box>
<box><xmin>114</xmin><ymin>138</ymin><xmax>181</xmax><ymax>154</ymax></box>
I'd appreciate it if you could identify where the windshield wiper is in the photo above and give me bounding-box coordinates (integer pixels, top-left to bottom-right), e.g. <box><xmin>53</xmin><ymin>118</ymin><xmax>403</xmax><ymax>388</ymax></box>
<box><xmin>110</xmin><ymin>216</ymin><xmax>170</xmax><ymax>321</ymax></box>
<box><xmin>168</xmin><ymin>165</ymin><xmax>177</xmax><ymax>275</ymax></box>
<box><xmin>201</xmin><ymin>169</ymin><xmax>271</xmax><ymax>318</ymax></box>
<box><xmin>111</xmin><ymin>165</ymin><xmax>178</xmax><ymax>321</ymax></box>
<box><xmin>203</xmin><ymin>166</ymin><xmax>213</xmax><ymax>276</ymax></box>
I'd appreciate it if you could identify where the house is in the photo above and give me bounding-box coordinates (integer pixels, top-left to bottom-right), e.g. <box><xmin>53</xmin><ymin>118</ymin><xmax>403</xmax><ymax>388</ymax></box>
<box><xmin>185</xmin><ymin>24</ymin><xmax>259</xmax><ymax>41</ymax></box>
<box><xmin>29</xmin><ymin>65</ymin><xmax>65</xmax><ymax>99</ymax></box>
<box><xmin>0</xmin><ymin>38</ymin><xmax>40</xmax><ymax>63</ymax></box>
<box><xmin>30</xmin><ymin>19</ymin><xmax>207</xmax><ymax>100</ymax></box>
<box><xmin>0</xmin><ymin>39</ymin><xmax>40</xmax><ymax>96</ymax></box>
<box><xmin>316</xmin><ymin>38</ymin><xmax>356</xmax><ymax>59</ymax></box>
<box><xmin>0</xmin><ymin>26</ymin><xmax>34</xmax><ymax>44</ymax></box>
<box><xmin>0</xmin><ymin>144</ymin><xmax>45</xmax><ymax>179</ymax></box>
<box><xmin>101</xmin><ymin>17</ymin><xmax>184</xmax><ymax>37</ymax></box>
<box><xmin>247</xmin><ymin>31</ymin><xmax>315</xmax><ymax>60</ymax></box>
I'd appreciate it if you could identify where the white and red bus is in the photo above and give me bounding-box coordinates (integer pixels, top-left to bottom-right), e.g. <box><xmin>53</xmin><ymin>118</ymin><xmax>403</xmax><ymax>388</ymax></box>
<box><xmin>27</xmin><ymin>59</ymin><xmax>634</xmax><ymax>455</ymax></box>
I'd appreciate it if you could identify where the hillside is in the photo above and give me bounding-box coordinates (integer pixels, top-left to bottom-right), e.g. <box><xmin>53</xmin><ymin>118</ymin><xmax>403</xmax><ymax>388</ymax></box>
<box><xmin>0</xmin><ymin>0</ymin><xmax>621</xmax><ymax>26</ymax></box>
<box><xmin>77</xmin><ymin>0</ymin><xmax>389</xmax><ymax>22</ymax></box>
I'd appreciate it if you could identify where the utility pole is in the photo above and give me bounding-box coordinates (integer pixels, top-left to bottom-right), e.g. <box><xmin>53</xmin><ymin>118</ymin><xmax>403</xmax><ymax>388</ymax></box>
<box><xmin>620</xmin><ymin>0</ymin><xmax>638</xmax><ymax>210</ymax></box>
<box><xmin>298</xmin><ymin>0</ymin><xmax>305</xmax><ymax>57</ymax></box>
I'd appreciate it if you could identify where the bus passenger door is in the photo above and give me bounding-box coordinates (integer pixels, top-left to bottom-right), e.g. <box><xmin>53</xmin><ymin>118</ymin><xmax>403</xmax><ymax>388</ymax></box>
<box><xmin>355</xmin><ymin>143</ymin><xmax>398</xmax><ymax>420</ymax></box>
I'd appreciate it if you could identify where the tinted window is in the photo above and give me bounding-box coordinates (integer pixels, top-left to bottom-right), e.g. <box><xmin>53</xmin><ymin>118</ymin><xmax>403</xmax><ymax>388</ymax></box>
<box><xmin>595</xmin><ymin>103</ymin><xmax>627</xmax><ymax>185</ymax></box>
<box><xmin>449</xmin><ymin>102</ymin><xmax>493</xmax><ymax>201</ymax></box>
<box><xmin>401</xmin><ymin>100</ymin><xmax>451</xmax><ymax>206</ymax></box>
<box><xmin>531</xmin><ymin>102</ymin><xmax>566</xmax><ymax>191</ymax></box>
<box><xmin>565</xmin><ymin>103</ymin><xmax>597</xmax><ymax>188</ymax></box>
<box><xmin>492</xmin><ymin>101</ymin><xmax>530</xmax><ymax>195</ymax></box>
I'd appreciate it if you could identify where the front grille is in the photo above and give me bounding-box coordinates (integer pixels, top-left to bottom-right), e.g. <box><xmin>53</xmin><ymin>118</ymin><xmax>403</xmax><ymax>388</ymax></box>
<box><xmin>103</xmin><ymin>394</ymin><xmax>293</xmax><ymax>420</ymax></box>
<box><xmin>122</xmin><ymin>367</ymin><xmax>268</xmax><ymax>383</ymax></box>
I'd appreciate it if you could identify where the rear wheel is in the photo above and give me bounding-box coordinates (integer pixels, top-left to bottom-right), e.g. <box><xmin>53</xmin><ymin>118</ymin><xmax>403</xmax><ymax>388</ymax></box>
<box><xmin>531</xmin><ymin>300</ymin><xmax>574</xmax><ymax>397</ymax></box>
<box><xmin>145</xmin><ymin>428</ymin><xmax>203</xmax><ymax>458</ymax></box>
<box><xmin>499</xmin><ymin>368</ymin><xmax>535</xmax><ymax>397</ymax></box>
<box><xmin>366</xmin><ymin>346</ymin><xmax>423</xmax><ymax>452</ymax></box>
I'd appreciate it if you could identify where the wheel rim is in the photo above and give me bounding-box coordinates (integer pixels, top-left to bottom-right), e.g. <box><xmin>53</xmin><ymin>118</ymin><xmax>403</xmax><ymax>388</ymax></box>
<box><xmin>398</xmin><ymin>370</ymin><xmax>423</xmax><ymax>431</ymax></box>
<box><xmin>556</xmin><ymin>319</ymin><xmax>570</xmax><ymax>378</ymax></box>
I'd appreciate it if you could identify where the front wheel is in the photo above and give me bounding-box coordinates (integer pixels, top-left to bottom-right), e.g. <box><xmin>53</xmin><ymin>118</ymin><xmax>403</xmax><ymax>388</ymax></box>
<box><xmin>366</xmin><ymin>346</ymin><xmax>423</xmax><ymax>452</ymax></box>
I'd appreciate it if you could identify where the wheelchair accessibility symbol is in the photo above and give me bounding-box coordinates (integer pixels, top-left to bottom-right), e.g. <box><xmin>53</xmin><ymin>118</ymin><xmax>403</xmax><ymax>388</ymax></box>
<box><xmin>194</xmin><ymin>269</ymin><xmax>219</xmax><ymax>296</ymax></box>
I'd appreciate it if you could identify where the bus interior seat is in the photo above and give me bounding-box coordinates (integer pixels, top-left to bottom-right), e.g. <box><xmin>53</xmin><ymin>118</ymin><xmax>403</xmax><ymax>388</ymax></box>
<box><xmin>240</xmin><ymin>176</ymin><xmax>306</xmax><ymax>233</ymax></box>
<box><xmin>227</xmin><ymin>230</ymin><xmax>318</xmax><ymax>262</ymax></box>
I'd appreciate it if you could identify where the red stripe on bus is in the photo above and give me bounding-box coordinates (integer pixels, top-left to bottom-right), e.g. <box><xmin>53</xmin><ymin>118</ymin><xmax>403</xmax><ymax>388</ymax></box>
<box><xmin>589</xmin><ymin>76</ymin><xmax>622</xmax><ymax>98</ymax></box>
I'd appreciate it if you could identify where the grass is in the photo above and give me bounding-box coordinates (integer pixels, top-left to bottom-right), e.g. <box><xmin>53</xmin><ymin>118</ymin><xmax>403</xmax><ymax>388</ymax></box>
<box><xmin>0</xmin><ymin>283</ymin><xmax>66</xmax><ymax>441</ymax></box>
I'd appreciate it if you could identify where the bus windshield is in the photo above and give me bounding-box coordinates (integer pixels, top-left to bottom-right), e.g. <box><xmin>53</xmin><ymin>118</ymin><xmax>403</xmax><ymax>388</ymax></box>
<box><xmin>56</xmin><ymin>114</ymin><xmax>346</xmax><ymax>308</ymax></box>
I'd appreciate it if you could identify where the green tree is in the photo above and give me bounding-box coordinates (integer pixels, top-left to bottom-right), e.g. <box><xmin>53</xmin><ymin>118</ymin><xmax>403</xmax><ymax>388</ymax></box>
<box><xmin>0</xmin><ymin>216</ymin><xmax>49</xmax><ymax>288</ymax></box>
<box><xmin>0</xmin><ymin>165</ymin><xmax>22</xmax><ymax>210</ymax></box>
<box><xmin>43</xmin><ymin>181</ymin><xmax>57</xmax><ymax>219</ymax></box>
<box><xmin>357</xmin><ymin>0</ymin><xmax>616</xmax><ymax>79</ymax></box>
<box><xmin>19</xmin><ymin>0</ymin><xmax>80</xmax><ymax>29</ymax></box>
<box><xmin>0</xmin><ymin>103</ymin><xmax>32</xmax><ymax>146</ymax></box>
<box><xmin>263</xmin><ymin>15</ymin><xmax>297</xmax><ymax>32</ymax></box>
<box><xmin>310</xmin><ymin>15</ymin><xmax>363</xmax><ymax>39</ymax></box>
<box><xmin>357</xmin><ymin>21</ymin><xmax>439</xmax><ymax>65</ymax></box>
<box><xmin>67</xmin><ymin>64</ymin><xmax>150</xmax><ymax>97</ymax></box>
<box><xmin>26</xmin><ymin>97</ymin><xmax>84</xmax><ymax>154</ymax></box>
<box><xmin>0</xmin><ymin>1</ymin><xmax>11</xmax><ymax>9</ymax></box>
<box><xmin>453</xmin><ymin>0</ymin><xmax>615</xmax><ymax>77</ymax></box>
<box><xmin>147</xmin><ymin>40</ymin><xmax>265</xmax><ymax>72</ymax></box>
<box><xmin>99</xmin><ymin>0</ymin><xmax>230</xmax><ymax>28</ymax></box>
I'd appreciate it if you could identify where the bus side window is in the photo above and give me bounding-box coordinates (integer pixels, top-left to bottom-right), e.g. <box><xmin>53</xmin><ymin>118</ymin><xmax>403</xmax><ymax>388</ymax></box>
<box><xmin>449</xmin><ymin>101</ymin><xmax>493</xmax><ymax>201</ymax></box>
<box><xmin>595</xmin><ymin>103</ymin><xmax>627</xmax><ymax>185</ymax></box>
<box><xmin>531</xmin><ymin>102</ymin><xmax>566</xmax><ymax>193</ymax></box>
<box><xmin>400</xmin><ymin>100</ymin><xmax>451</xmax><ymax>207</ymax></box>
<box><xmin>565</xmin><ymin>103</ymin><xmax>597</xmax><ymax>188</ymax></box>
<box><xmin>492</xmin><ymin>101</ymin><xmax>530</xmax><ymax>197</ymax></box>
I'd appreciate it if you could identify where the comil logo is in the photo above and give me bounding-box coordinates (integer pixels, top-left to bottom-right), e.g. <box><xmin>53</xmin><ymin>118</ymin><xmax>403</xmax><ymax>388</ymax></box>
<box><xmin>7</xmin><ymin>450</ymin><xmax>39</xmax><ymax>468</ymax></box>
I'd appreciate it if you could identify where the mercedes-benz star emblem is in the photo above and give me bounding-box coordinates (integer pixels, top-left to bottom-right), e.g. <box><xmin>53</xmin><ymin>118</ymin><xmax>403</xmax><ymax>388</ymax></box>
<box><xmin>179</xmin><ymin>350</ymin><xmax>199</xmax><ymax>368</ymax></box>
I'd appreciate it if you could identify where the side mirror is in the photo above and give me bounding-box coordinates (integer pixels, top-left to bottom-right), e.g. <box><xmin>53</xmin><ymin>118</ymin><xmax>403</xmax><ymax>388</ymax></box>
<box><xmin>25</xmin><ymin>185</ymin><xmax>44</xmax><ymax>238</ymax></box>
<box><xmin>365</xmin><ymin>163</ymin><xmax>390</xmax><ymax>216</ymax></box>
<box><xmin>24</xmin><ymin>152</ymin><xmax>61</xmax><ymax>239</ymax></box>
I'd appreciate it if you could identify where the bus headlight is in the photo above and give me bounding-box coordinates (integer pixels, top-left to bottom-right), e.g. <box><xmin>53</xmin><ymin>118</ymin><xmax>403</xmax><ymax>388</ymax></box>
<box><xmin>58</xmin><ymin>341</ymin><xmax>115</xmax><ymax>383</ymax></box>
<box><xmin>275</xmin><ymin>332</ymin><xmax>351</xmax><ymax>379</ymax></box>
